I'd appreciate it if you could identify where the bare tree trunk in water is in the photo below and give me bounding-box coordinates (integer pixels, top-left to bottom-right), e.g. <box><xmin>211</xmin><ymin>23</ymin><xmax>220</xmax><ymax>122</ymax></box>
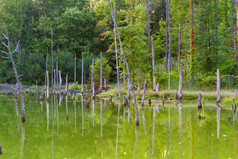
<box><xmin>152</xmin><ymin>37</ymin><xmax>156</xmax><ymax>91</ymax></box>
<box><xmin>100</xmin><ymin>52</ymin><xmax>103</xmax><ymax>92</ymax></box>
<box><xmin>1</xmin><ymin>24</ymin><xmax>25</xmax><ymax>122</ymax></box>
<box><xmin>111</xmin><ymin>0</ymin><xmax>121</xmax><ymax>97</ymax></box>
<box><xmin>165</xmin><ymin>0</ymin><xmax>168</xmax><ymax>72</ymax></box>
<box><xmin>51</xmin><ymin>28</ymin><xmax>54</xmax><ymax>93</ymax></box>
<box><xmin>178</xmin><ymin>63</ymin><xmax>183</xmax><ymax>100</ymax></box>
<box><xmin>91</xmin><ymin>58</ymin><xmax>94</xmax><ymax>91</ymax></box>
<box><xmin>81</xmin><ymin>52</ymin><xmax>84</xmax><ymax>93</ymax></box>
<box><xmin>108</xmin><ymin>0</ymin><xmax>139</xmax><ymax>126</ymax></box>
<box><xmin>47</xmin><ymin>71</ymin><xmax>49</xmax><ymax>100</ymax></box>
<box><xmin>74</xmin><ymin>54</ymin><xmax>76</xmax><ymax>91</ymax></box>
<box><xmin>177</xmin><ymin>24</ymin><xmax>181</xmax><ymax>64</ymax></box>
<box><xmin>142</xmin><ymin>79</ymin><xmax>147</xmax><ymax>106</ymax></box>
<box><xmin>217</xmin><ymin>69</ymin><xmax>221</xmax><ymax>103</ymax></box>
<box><xmin>45</xmin><ymin>49</ymin><xmax>48</xmax><ymax>89</ymax></box>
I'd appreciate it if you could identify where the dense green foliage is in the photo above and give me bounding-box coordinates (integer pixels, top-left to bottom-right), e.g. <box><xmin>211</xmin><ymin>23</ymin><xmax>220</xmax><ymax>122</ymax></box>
<box><xmin>0</xmin><ymin>0</ymin><xmax>237</xmax><ymax>90</ymax></box>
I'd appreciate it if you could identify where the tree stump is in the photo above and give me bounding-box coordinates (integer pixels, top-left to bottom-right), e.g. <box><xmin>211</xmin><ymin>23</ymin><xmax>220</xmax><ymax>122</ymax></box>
<box><xmin>198</xmin><ymin>92</ymin><xmax>202</xmax><ymax>109</ymax></box>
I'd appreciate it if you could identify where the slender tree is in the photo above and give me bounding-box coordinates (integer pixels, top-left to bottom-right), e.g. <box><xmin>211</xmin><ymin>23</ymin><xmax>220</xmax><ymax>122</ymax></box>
<box><xmin>51</xmin><ymin>27</ymin><xmax>54</xmax><ymax>92</ymax></box>
<box><xmin>110</xmin><ymin>0</ymin><xmax>121</xmax><ymax>97</ymax></box>
<box><xmin>1</xmin><ymin>24</ymin><xmax>25</xmax><ymax>122</ymax></box>
<box><xmin>152</xmin><ymin>37</ymin><xmax>156</xmax><ymax>91</ymax></box>
<box><xmin>108</xmin><ymin>2</ymin><xmax>140</xmax><ymax>126</ymax></box>
<box><xmin>99</xmin><ymin>52</ymin><xmax>103</xmax><ymax>92</ymax></box>
<box><xmin>81</xmin><ymin>52</ymin><xmax>84</xmax><ymax>93</ymax></box>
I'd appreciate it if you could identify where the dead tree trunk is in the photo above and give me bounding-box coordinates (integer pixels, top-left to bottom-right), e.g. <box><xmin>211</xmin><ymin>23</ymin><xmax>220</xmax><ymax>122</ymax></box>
<box><xmin>127</xmin><ymin>78</ymin><xmax>131</xmax><ymax>98</ymax></box>
<box><xmin>168</xmin><ymin>0</ymin><xmax>171</xmax><ymax>91</ymax></box>
<box><xmin>108</xmin><ymin>1</ymin><xmax>139</xmax><ymax>125</ymax></box>
<box><xmin>47</xmin><ymin>71</ymin><xmax>49</xmax><ymax>100</ymax></box>
<box><xmin>74</xmin><ymin>54</ymin><xmax>76</xmax><ymax>91</ymax></box>
<box><xmin>54</xmin><ymin>69</ymin><xmax>56</xmax><ymax>94</ymax></box>
<box><xmin>198</xmin><ymin>92</ymin><xmax>202</xmax><ymax>109</ymax></box>
<box><xmin>45</xmin><ymin>50</ymin><xmax>48</xmax><ymax>89</ymax></box>
<box><xmin>156</xmin><ymin>83</ymin><xmax>159</xmax><ymax>93</ymax></box>
<box><xmin>168</xmin><ymin>0</ymin><xmax>171</xmax><ymax>72</ymax></box>
<box><xmin>56</xmin><ymin>58</ymin><xmax>58</xmax><ymax>90</ymax></box>
<box><xmin>91</xmin><ymin>58</ymin><xmax>94</xmax><ymax>92</ymax></box>
<box><xmin>123</xmin><ymin>73</ymin><xmax>126</xmax><ymax>86</ymax></box>
<box><xmin>177</xmin><ymin>24</ymin><xmax>181</xmax><ymax>64</ymax></box>
<box><xmin>142</xmin><ymin>79</ymin><xmax>147</xmax><ymax>106</ymax></box>
<box><xmin>1</xmin><ymin>24</ymin><xmax>25</xmax><ymax>122</ymax></box>
<box><xmin>66</xmin><ymin>74</ymin><xmax>68</xmax><ymax>93</ymax></box>
<box><xmin>110</xmin><ymin>0</ymin><xmax>121</xmax><ymax>97</ymax></box>
<box><xmin>51</xmin><ymin>27</ymin><xmax>54</xmax><ymax>93</ymax></box>
<box><xmin>92</xmin><ymin>82</ymin><xmax>95</xmax><ymax>98</ymax></box>
<box><xmin>81</xmin><ymin>52</ymin><xmax>84</xmax><ymax>93</ymax></box>
<box><xmin>217</xmin><ymin>69</ymin><xmax>221</xmax><ymax>103</ymax></box>
<box><xmin>147</xmin><ymin>0</ymin><xmax>151</xmax><ymax>65</ymax></box>
<box><xmin>178</xmin><ymin>63</ymin><xmax>183</xmax><ymax>100</ymax></box>
<box><xmin>165</xmin><ymin>0</ymin><xmax>168</xmax><ymax>72</ymax></box>
<box><xmin>152</xmin><ymin>37</ymin><xmax>156</xmax><ymax>91</ymax></box>
<box><xmin>115</xmin><ymin>19</ymin><xmax>139</xmax><ymax>126</ymax></box>
<box><xmin>59</xmin><ymin>71</ymin><xmax>62</xmax><ymax>89</ymax></box>
<box><xmin>233</xmin><ymin>98</ymin><xmax>236</xmax><ymax>113</ymax></box>
<box><xmin>104</xmin><ymin>79</ymin><xmax>107</xmax><ymax>90</ymax></box>
<box><xmin>100</xmin><ymin>52</ymin><xmax>103</xmax><ymax>92</ymax></box>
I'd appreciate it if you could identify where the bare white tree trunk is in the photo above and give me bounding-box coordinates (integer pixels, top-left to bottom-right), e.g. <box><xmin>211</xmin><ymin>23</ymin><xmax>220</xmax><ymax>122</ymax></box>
<box><xmin>81</xmin><ymin>52</ymin><xmax>84</xmax><ymax>93</ymax></box>
<box><xmin>45</xmin><ymin>50</ymin><xmax>48</xmax><ymax>89</ymax></box>
<box><xmin>59</xmin><ymin>71</ymin><xmax>62</xmax><ymax>89</ymax></box>
<box><xmin>51</xmin><ymin>28</ymin><xmax>54</xmax><ymax>93</ymax></box>
<box><xmin>1</xmin><ymin>24</ymin><xmax>25</xmax><ymax>122</ymax></box>
<box><xmin>56</xmin><ymin>58</ymin><xmax>58</xmax><ymax>91</ymax></box>
<box><xmin>198</xmin><ymin>92</ymin><xmax>202</xmax><ymax>108</ymax></box>
<box><xmin>217</xmin><ymin>69</ymin><xmax>221</xmax><ymax>103</ymax></box>
<box><xmin>152</xmin><ymin>37</ymin><xmax>156</xmax><ymax>91</ymax></box>
<box><xmin>108</xmin><ymin>1</ymin><xmax>139</xmax><ymax>126</ymax></box>
<box><xmin>91</xmin><ymin>58</ymin><xmax>94</xmax><ymax>92</ymax></box>
<box><xmin>74</xmin><ymin>54</ymin><xmax>76</xmax><ymax>91</ymax></box>
<box><xmin>168</xmin><ymin>0</ymin><xmax>171</xmax><ymax>91</ymax></box>
<box><xmin>47</xmin><ymin>71</ymin><xmax>49</xmax><ymax>100</ymax></box>
<box><xmin>104</xmin><ymin>79</ymin><xmax>107</xmax><ymax>90</ymax></box>
<box><xmin>111</xmin><ymin>0</ymin><xmax>121</xmax><ymax>97</ymax></box>
<box><xmin>100</xmin><ymin>52</ymin><xmax>103</xmax><ymax>92</ymax></box>
<box><xmin>127</xmin><ymin>78</ymin><xmax>130</xmax><ymax>98</ymax></box>
<box><xmin>66</xmin><ymin>74</ymin><xmax>68</xmax><ymax>93</ymax></box>
<box><xmin>177</xmin><ymin>24</ymin><xmax>181</xmax><ymax>64</ymax></box>
<box><xmin>156</xmin><ymin>83</ymin><xmax>159</xmax><ymax>93</ymax></box>
<box><xmin>178</xmin><ymin>63</ymin><xmax>183</xmax><ymax>100</ymax></box>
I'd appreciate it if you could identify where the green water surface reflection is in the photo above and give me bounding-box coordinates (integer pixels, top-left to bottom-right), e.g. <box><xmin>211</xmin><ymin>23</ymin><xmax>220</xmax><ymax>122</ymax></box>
<box><xmin>0</xmin><ymin>94</ymin><xmax>237</xmax><ymax>159</ymax></box>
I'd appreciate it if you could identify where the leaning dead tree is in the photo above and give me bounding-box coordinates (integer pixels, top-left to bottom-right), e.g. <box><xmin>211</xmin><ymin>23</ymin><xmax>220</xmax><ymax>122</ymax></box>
<box><xmin>1</xmin><ymin>24</ymin><xmax>25</xmax><ymax>122</ymax></box>
<box><xmin>109</xmin><ymin>0</ymin><xmax>121</xmax><ymax>97</ymax></box>
<box><xmin>108</xmin><ymin>0</ymin><xmax>139</xmax><ymax>126</ymax></box>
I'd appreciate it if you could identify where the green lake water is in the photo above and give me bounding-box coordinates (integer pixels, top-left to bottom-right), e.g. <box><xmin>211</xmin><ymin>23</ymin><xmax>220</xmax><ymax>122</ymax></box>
<box><xmin>0</xmin><ymin>94</ymin><xmax>237</xmax><ymax>159</ymax></box>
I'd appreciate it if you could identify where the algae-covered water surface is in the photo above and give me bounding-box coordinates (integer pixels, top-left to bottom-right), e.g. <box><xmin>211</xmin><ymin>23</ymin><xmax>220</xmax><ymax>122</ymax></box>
<box><xmin>0</xmin><ymin>94</ymin><xmax>237</xmax><ymax>159</ymax></box>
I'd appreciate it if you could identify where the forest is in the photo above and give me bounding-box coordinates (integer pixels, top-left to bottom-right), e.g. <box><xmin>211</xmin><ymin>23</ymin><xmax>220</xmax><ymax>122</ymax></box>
<box><xmin>0</xmin><ymin>0</ymin><xmax>238</xmax><ymax>90</ymax></box>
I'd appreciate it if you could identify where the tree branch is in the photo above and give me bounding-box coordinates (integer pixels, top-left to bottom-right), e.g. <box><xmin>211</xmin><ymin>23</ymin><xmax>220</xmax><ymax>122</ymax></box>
<box><xmin>0</xmin><ymin>55</ymin><xmax>9</xmax><ymax>59</ymax></box>
<box><xmin>2</xmin><ymin>42</ymin><xmax>8</xmax><ymax>48</ymax></box>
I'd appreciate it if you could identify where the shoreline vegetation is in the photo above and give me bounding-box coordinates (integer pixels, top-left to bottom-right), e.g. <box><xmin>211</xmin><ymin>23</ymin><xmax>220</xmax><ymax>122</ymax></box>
<box><xmin>1</xmin><ymin>83</ymin><xmax>237</xmax><ymax>108</ymax></box>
